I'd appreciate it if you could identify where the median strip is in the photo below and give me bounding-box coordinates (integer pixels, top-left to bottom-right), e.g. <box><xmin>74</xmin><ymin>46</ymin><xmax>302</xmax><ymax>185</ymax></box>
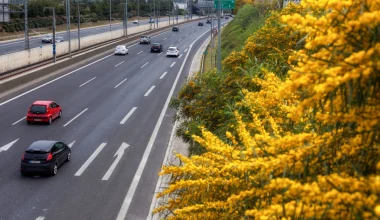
<box><xmin>63</xmin><ymin>108</ymin><xmax>88</xmax><ymax>127</ymax></box>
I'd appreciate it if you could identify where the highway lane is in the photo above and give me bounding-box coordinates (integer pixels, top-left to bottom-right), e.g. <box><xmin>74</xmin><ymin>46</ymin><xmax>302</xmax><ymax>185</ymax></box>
<box><xmin>0</xmin><ymin>16</ymin><xmax>188</xmax><ymax>55</ymax></box>
<box><xmin>0</xmin><ymin>19</ymin><xmax>227</xmax><ymax>220</ymax></box>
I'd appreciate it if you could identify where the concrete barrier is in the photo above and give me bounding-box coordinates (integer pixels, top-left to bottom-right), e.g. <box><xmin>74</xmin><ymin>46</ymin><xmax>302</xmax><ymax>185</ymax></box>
<box><xmin>0</xmin><ymin>17</ymin><xmax>201</xmax><ymax>94</ymax></box>
<box><xmin>0</xmin><ymin>18</ymin><xmax>188</xmax><ymax>74</ymax></box>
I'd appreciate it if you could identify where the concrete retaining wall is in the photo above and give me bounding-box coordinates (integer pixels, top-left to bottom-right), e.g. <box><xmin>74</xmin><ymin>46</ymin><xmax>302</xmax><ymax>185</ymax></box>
<box><xmin>0</xmin><ymin>19</ymin><xmax>186</xmax><ymax>74</ymax></box>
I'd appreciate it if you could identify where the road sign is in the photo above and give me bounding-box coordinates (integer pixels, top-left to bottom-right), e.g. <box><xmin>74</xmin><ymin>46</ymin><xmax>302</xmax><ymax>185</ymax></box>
<box><xmin>0</xmin><ymin>0</ymin><xmax>10</xmax><ymax>22</ymax></box>
<box><xmin>204</xmin><ymin>51</ymin><xmax>208</xmax><ymax>55</ymax></box>
<box><xmin>214</xmin><ymin>0</ymin><xmax>235</xmax><ymax>9</ymax></box>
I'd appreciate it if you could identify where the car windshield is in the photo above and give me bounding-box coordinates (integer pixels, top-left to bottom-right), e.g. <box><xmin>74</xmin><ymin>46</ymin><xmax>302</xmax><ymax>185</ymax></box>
<box><xmin>153</xmin><ymin>44</ymin><xmax>160</xmax><ymax>46</ymax></box>
<box><xmin>30</xmin><ymin>105</ymin><xmax>46</xmax><ymax>114</ymax></box>
<box><xmin>168</xmin><ymin>48</ymin><xmax>176</xmax><ymax>51</ymax></box>
<box><xmin>141</xmin><ymin>36</ymin><xmax>147</xmax><ymax>38</ymax></box>
<box><xmin>44</xmin><ymin>35</ymin><xmax>51</xmax><ymax>38</ymax></box>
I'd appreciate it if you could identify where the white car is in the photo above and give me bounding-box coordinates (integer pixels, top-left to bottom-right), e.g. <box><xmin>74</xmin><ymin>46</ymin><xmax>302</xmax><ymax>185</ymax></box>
<box><xmin>41</xmin><ymin>34</ymin><xmax>52</xmax><ymax>43</ymax></box>
<box><xmin>133</xmin><ymin>20</ymin><xmax>139</xmax><ymax>24</ymax></box>
<box><xmin>114</xmin><ymin>45</ymin><xmax>129</xmax><ymax>55</ymax></box>
<box><xmin>167</xmin><ymin>47</ymin><xmax>179</xmax><ymax>57</ymax></box>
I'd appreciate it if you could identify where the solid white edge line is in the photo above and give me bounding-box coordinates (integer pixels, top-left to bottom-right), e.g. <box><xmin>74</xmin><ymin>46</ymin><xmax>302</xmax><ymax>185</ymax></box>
<box><xmin>63</xmin><ymin>108</ymin><xmax>88</xmax><ymax>127</ymax></box>
<box><xmin>115</xmin><ymin>61</ymin><xmax>124</xmax><ymax>67</ymax></box>
<box><xmin>79</xmin><ymin>77</ymin><xmax>96</xmax><ymax>87</ymax></box>
<box><xmin>159</xmin><ymin>71</ymin><xmax>167</xmax><ymax>79</ymax></box>
<box><xmin>115</xmin><ymin>78</ymin><xmax>128</xmax><ymax>88</ymax></box>
<box><xmin>0</xmin><ymin>54</ymin><xmax>112</xmax><ymax>107</ymax></box>
<box><xmin>12</xmin><ymin>116</ymin><xmax>26</xmax><ymax>125</ymax></box>
<box><xmin>115</xmin><ymin>26</ymin><xmax>210</xmax><ymax>220</ymax></box>
<box><xmin>146</xmin><ymin>120</ymin><xmax>177</xmax><ymax>220</ymax></box>
<box><xmin>141</xmin><ymin>62</ymin><xmax>149</xmax><ymax>68</ymax></box>
<box><xmin>74</xmin><ymin>143</ymin><xmax>106</xmax><ymax>176</ymax></box>
<box><xmin>170</xmin><ymin>62</ymin><xmax>176</xmax><ymax>67</ymax></box>
<box><xmin>137</xmin><ymin>51</ymin><xmax>143</xmax><ymax>54</ymax></box>
<box><xmin>120</xmin><ymin>107</ymin><xmax>137</xmax><ymax>125</ymax></box>
<box><xmin>144</xmin><ymin>86</ymin><xmax>155</xmax><ymax>97</ymax></box>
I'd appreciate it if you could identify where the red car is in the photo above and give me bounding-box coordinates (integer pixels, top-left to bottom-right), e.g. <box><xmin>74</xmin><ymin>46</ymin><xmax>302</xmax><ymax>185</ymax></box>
<box><xmin>26</xmin><ymin>101</ymin><xmax>62</xmax><ymax>125</ymax></box>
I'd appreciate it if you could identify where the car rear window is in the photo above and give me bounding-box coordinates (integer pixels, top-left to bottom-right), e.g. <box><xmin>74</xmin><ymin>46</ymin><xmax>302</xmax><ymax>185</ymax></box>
<box><xmin>30</xmin><ymin>105</ymin><xmax>46</xmax><ymax>114</ymax></box>
<box><xmin>168</xmin><ymin>48</ymin><xmax>176</xmax><ymax>51</ymax></box>
<box><xmin>24</xmin><ymin>151</ymin><xmax>49</xmax><ymax>160</ymax></box>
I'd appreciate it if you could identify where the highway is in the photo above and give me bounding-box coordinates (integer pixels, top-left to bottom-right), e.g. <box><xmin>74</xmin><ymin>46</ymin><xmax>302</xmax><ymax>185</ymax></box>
<box><xmin>0</xmin><ymin>18</ymin><xmax>227</xmax><ymax>220</ymax></box>
<box><xmin>0</xmin><ymin>16</ymin><xmax>187</xmax><ymax>55</ymax></box>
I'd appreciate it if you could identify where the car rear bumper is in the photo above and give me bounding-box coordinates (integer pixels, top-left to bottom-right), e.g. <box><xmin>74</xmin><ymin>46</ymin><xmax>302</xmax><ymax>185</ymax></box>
<box><xmin>26</xmin><ymin>116</ymin><xmax>49</xmax><ymax>123</ymax></box>
<box><xmin>21</xmin><ymin>162</ymin><xmax>53</xmax><ymax>173</ymax></box>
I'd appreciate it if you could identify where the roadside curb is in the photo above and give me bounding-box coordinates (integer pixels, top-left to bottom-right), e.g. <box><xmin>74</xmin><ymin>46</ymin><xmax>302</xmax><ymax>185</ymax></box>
<box><xmin>146</xmin><ymin>31</ymin><xmax>212</xmax><ymax>220</ymax></box>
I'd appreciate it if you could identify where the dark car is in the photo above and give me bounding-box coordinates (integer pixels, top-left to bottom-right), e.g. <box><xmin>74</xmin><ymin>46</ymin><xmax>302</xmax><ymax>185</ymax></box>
<box><xmin>225</xmin><ymin>16</ymin><xmax>229</xmax><ymax>19</ymax></box>
<box><xmin>206</xmin><ymin>19</ymin><xmax>211</xmax><ymax>24</ymax></box>
<box><xmin>21</xmin><ymin>140</ymin><xmax>71</xmax><ymax>176</ymax></box>
<box><xmin>198</xmin><ymin>22</ymin><xmax>204</xmax><ymax>26</ymax></box>
<box><xmin>151</xmin><ymin>43</ymin><xmax>163</xmax><ymax>53</ymax></box>
<box><xmin>172</xmin><ymin>26</ymin><xmax>179</xmax><ymax>31</ymax></box>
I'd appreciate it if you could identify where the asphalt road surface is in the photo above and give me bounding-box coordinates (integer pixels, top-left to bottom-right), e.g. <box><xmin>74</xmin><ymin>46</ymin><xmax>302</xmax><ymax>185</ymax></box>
<box><xmin>0</xmin><ymin>18</ymin><xmax>228</xmax><ymax>220</ymax></box>
<box><xmin>0</xmin><ymin>16</ymin><xmax>188</xmax><ymax>55</ymax></box>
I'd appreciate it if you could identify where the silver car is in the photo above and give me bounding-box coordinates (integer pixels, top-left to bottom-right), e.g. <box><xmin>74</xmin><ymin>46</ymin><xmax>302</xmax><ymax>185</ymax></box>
<box><xmin>41</xmin><ymin>34</ymin><xmax>52</xmax><ymax>43</ymax></box>
<box><xmin>114</xmin><ymin>45</ymin><xmax>129</xmax><ymax>55</ymax></box>
<box><xmin>140</xmin><ymin>36</ymin><xmax>151</xmax><ymax>44</ymax></box>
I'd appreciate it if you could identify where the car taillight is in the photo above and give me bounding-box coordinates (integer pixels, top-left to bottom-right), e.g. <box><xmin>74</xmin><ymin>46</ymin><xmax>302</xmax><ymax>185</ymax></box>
<box><xmin>46</xmin><ymin>153</ymin><xmax>53</xmax><ymax>161</ymax></box>
<box><xmin>21</xmin><ymin>153</ymin><xmax>25</xmax><ymax>161</ymax></box>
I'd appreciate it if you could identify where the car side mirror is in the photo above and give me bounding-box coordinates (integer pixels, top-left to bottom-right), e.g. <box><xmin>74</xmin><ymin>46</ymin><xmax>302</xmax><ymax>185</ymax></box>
<box><xmin>56</xmin><ymin>105</ymin><xmax>60</xmax><ymax>108</ymax></box>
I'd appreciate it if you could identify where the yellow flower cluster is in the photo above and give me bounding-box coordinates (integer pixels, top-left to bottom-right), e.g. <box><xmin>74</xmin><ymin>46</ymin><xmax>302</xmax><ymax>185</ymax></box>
<box><xmin>155</xmin><ymin>0</ymin><xmax>380</xmax><ymax>219</ymax></box>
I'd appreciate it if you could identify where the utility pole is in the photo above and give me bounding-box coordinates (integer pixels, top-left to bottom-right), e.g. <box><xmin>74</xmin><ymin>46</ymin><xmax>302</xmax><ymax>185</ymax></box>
<box><xmin>153</xmin><ymin>0</ymin><xmax>156</xmax><ymax>29</ymax></box>
<box><xmin>66</xmin><ymin>0</ymin><xmax>71</xmax><ymax>58</ymax></box>
<box><xmin>24</xmin><ymin>0</ymin><xmax>29</xmax><ymax>50</ymax></box>
<box><xmin>211</xmin><ymin>7</ymin><xmax>213</xmax><ymax>68</ymax></box>
<box><xmin>44</xmin><ymin>7</ymin><xmax>56</xmax><ymax>63</ymax></box>
<box><xmin>217</xmin><ymin>0</ymin><xmax>221</xmax><ymax>71</ymax></box>
<box><xmin>137</xmin><ymin>0</ymin><xmax>139</xmax><ymax>26</ymax></box>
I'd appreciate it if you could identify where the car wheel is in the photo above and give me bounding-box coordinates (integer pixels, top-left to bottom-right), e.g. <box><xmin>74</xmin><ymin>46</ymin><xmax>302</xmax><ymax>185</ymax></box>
<box><xmin>27</xmin><ymin>120</ymin><xmax>31</xmax><ymax>125</ymax></box>
<box><xmin>52</xmin><ymin>163</ymin><xmax>58</xmax><ymax>176</ymax></box>
<box><xmin>66</xmin><ymin>151</ymin><xmax>71</xmax><ymax>162</ymax></box>
<box><xmin>21</xmin><ymin>171</ymin><xmax>28</xmax><ymax>176</ymax></box>
<box><xmin>48</xmin><ymin>116</ymin><xmax>52</xmax><ymax>125</ymax></box>
<box><xmin>58</xmin><ymin>110</ymin><xmax>62</xmax><ymax>118</ymax></box>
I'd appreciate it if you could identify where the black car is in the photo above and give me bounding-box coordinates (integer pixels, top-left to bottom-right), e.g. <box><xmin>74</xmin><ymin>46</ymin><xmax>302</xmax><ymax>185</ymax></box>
<box><xmin>151</xmin><ymin>43</ymin><xmax>163</xmax><ymax>52</ymax></box>
<box><xmin>21</xmin><ymin>140</ymin><xmax>71</xmax><ymax>176</ymax></box>
<box><xmin>225</xmin><ymin>16</ymin><xmax>229</xmax><ymax>19</ymax></box>
<box><xmin>206</xmin><ymin>20</ymin><xmax>211</xmax><ymax>24</ymax></box>
<box><xmin>198</xmin><ymin>22</ymin><xmax>204</xmax><ymax>26</ymax></box>
<box><xmin>172</xmin><ymin>26</ymin><xmax>179</xmax><ymax>31</ymax></box>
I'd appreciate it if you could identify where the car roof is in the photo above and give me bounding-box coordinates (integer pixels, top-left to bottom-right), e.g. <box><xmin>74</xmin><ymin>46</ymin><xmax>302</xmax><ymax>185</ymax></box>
<box><xmin>117</xmin><ymin>45</ymin><xmax>126</xmax><ymax>47</ymax></box>
<box><xmin>32</xmin><ymin>100</ymin><xmax>53</xmax><ymax>105</ymax></box>
<box><xmin>26</xmin><ymin>140</ymin><xmax>58</xmax><ymax>152</ymax></box>
<box><xmin>153</xmin><ymin>43</ymin><xmax>161</xmax><ymax>45</ymax></box>
<box><xmin>168</xmin><ymin>47</ymin><xmax>177</xmax><ymax>49</ymax></box>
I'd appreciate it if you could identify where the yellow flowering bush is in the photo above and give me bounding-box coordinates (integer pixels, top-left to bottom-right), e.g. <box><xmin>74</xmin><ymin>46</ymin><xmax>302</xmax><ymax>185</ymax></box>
<box><xmin>158</xmin><ymin>0</ymin><xmax>380</xmax><ymax>219</ymax></box>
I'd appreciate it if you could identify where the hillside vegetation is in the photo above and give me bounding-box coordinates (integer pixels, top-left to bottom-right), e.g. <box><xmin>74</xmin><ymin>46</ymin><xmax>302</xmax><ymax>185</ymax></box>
<box><xmin>156</xmin><ymin>0</ymin><xmax>380</xmax><ymax>219</ymax></box>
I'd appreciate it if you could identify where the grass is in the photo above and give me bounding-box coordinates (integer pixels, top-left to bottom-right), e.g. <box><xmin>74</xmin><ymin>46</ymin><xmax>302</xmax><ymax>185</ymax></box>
<box><xmin>203</xmin><ymin>35</ymin><xmax>218</xmax><ymax>72</ymax></box>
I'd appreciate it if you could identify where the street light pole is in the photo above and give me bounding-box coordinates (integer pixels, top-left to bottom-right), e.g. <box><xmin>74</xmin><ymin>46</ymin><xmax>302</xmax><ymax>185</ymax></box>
<box><xmin>109</xmin><ymin>0</ymin><xmax>112</xmax><ymax>31</ymax></box>
<box><xmin>137</xmin><ymin>0</ymin><xmax>139</xmax><ymax>26</ymax></box>
<box><xmin>44</xmin><ymin>7</ymin><xmax>56</xmax><ymax>63</ymax></box>
<box><xmin>217</xmin><ymin>0</ymin><xmax>221</xmax><ymax>71</ymax></box>
<box><xmin>125</xmin><ymin>0</ymin><xmax>128</xmax><ymax>36</ymax></box>
<box><xmin>24</xmin><ymin>0</ymin><xmax>29</xmax><ymax>50</ymax></box>
<box><xmin>66</xmin><ymin>0</ymin><xmax>71</xmax><ymax>58</ymax></box>
<box><xmin>77</xmin><ymin>3</ymin><xmax>81</xmax><ymax>50</ymax></box>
